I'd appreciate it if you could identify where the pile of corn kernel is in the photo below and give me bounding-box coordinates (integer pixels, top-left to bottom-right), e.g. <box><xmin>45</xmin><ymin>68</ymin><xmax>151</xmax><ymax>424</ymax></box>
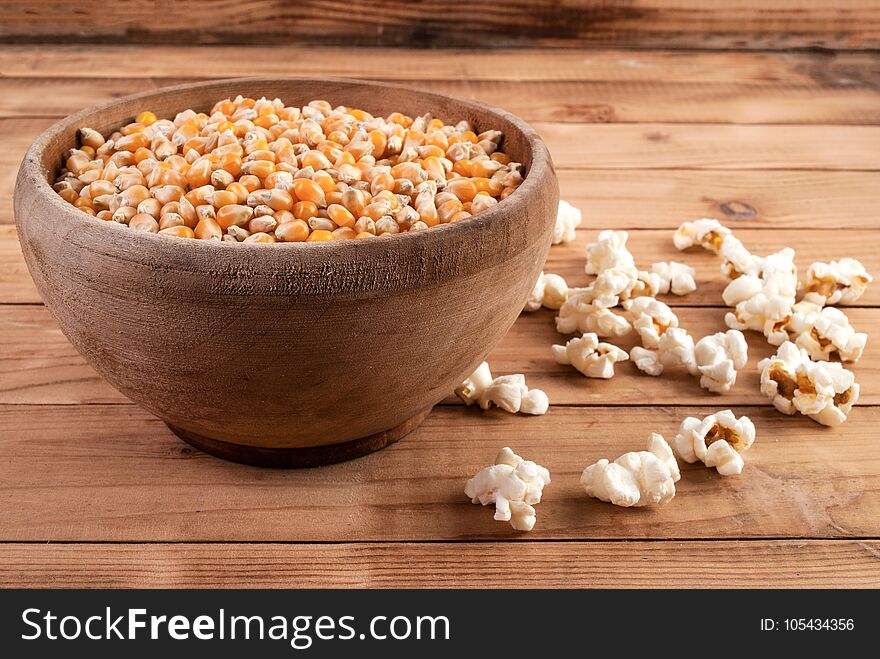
<box><xmin>52</xmin><ymin>96</ymin><xmax>525</xmax><ymax>242</ymax></box>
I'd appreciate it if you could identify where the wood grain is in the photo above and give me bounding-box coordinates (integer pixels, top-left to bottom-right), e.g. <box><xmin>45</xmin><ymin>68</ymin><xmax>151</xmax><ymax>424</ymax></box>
<box><xmin>5</xmin><ymin>228</ymin><xmax>877</xmax><ymax>304</ymax></box>
<box><xmin>1</xmin><ymin>1</ymin><xmax>878</xmax><ymax>49</ymax></box>
<box><xmin>4</xmin><ymin>77</ymin><xmax>879</xmax><ymax>126</ymax></box>
<box><xmin>0</xmin><ymin>540</ymin><xmax>876</xmax><ymax>588</ymax></box>
<box><xmin>0</xmin><ymin>404</ymin><xmax>877</xmax><ymax>542</ymax></box>
<box><xmin>2</xmin><ymin>46</ymin><xmax>876</xmax><ymax>85</ymax></box>
<box><xmin>3</xmin><ymin>303</ymin><xmax>876</xmax><ymax>407</ymax></box>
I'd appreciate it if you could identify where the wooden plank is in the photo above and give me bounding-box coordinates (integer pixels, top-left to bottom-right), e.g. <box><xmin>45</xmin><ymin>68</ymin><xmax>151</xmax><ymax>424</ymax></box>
<box><xmin>4</xmin><ymin>77</ymin><xmax>880</xmax><ymax>126</ymax></box>
<box><xmin>0</xmin><ymin>1</ymin><xmax>877</xmax><ymax>50</ymax></box>
<box><xmin>558</xmin><ymin>170</ymin><xmax>880</xmax><ymax>230</ymax></box>
<box><xmin>0</xmin><ymin>404</ymin><xmax>877</xmax><ymax>542</ymax></box>
<box><xmin>0</xmin><ymin>540</ymin><xmax>876</xmax><ymax>588</ymax></box>
<box><xmin>1</xmin><ymin>46</ymin><xmax>877</xmax><ymax>85</ymax></box>
<box><xmin>2</xmin><ymin>303</ymin><xmax>876</xmax><ymax>407</ymax></box>
<box><xmin>5</xmin><ymin>227</ymin><xmax>877</xmax><ymax>305</ymax></box>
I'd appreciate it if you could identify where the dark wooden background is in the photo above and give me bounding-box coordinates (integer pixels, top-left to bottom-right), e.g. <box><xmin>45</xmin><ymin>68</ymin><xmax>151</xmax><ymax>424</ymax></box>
<box><xmin>2</xmin><ymin>0</ymin><xmax>879</xmax><ymax>49</ymax></box>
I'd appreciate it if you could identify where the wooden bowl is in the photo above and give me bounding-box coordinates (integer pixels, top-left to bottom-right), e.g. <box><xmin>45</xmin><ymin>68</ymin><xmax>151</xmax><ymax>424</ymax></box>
<box><xmin>14</xmin><ymin>78</ymin><xmax>558</xmax><ymax>467</ymax></box>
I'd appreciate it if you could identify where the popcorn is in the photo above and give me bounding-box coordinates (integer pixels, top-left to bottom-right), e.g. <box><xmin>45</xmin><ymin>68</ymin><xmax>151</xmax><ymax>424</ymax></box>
<box><xmin>719</xmin><ymin>235</ymin><xmax>763</xmax><ymax>279</ymax></box>
<box><xmin>673</xmin><ymin>410</ymin><xmax>756</xmax><ymax>476</ymax></box>
<box><xmin>759</xmin><ymin>248</ymin><xmax>798</xmax><ymax>300</ymax></box>
<box><xmin>758</xmin><ymin>341</ymin><xmax>860</xmax><ymax>426</ymax></box>
<box><xmin>651</xmin><ymin>261</ymin><xmax>697</xmax><ymax>295</ymax></box>
<box><xmin>630</xmin><ymin>346</ymin><xmax>663</xmax><ymax>376</ymax></box>
<box><xmin>580</xmin><ymin>434</ymin><xmax>680</xmax><ymax>507</ymax></box>
<box><xmin>465</xmin><ymin>447</ymin><xmax>551</xmax><ymax>531</ymax></box>
<box><xmin>455</xmin><ymin>362</ymin><xmax>549</xmax><ymax>415</ymax></box>
<box><xmin>787</xmin><ymin>297</ymin><xmax>867</xmax><ymax>363</ymax></box>
<box><xmin>693</xmin><ymin>329</ymin><xmax>749</xmax><ymax>393</ymax></box>
<box><xmin>552</xmin><ymin>199</ymin><xmax>582</xmax><ymax>245</ymax></box>
<box><xmin>623</xmin><ymin>297</ymin><xmax>679</xmax><ymax>349</ymax></box>
<box><xmin>585</xmin><ymin>230</ymin><xmax>636</xmax><ymax>275</ymax></box>
<box><xmin>630</xmin><ymin>327</ymin><xmax>698</xmax><ymax>377</ymax></box>
<box><xmin>657</xmin><ymin>327</ymin><xmax>699</xmax><ymax>375</ymax></box>
<box><xmin>556</xmin><ymin>290</ymin><xmax>632</xmax><ymax>337</ymax></box>
<box><xmin>673</xmin><ymin>218</ymin><xmax>731</xmax><ymax>253</ymax></box>
<box><xmin>524</xmin><ymin>272</ymin><xmax>571</xmax><ymax>312</ymax></box>
<box><xmin>725</xmin><ymin>292</ymin><xmax>793</xmax><ymax>345</ymax></box>
<box><xmin>552</xmin><ymin>333</ymin><xmax>629</xmax><ymax>379</ymax></box>
<box><xmin>804</xmin><ymin>258</ymin><xmax>872</xmax><ymax>305</ymax></box>
<box><xmin>722</xmin><ymin>274</ymin><xmax>763</xmax><ymax>306</ymax></box>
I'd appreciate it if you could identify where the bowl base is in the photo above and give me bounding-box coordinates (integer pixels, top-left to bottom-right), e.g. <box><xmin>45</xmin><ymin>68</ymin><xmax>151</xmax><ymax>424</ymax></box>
<box><xmin>167</xmin><ymin>407</ymin><xmax>433</xmax><ymax>468</ymax></box>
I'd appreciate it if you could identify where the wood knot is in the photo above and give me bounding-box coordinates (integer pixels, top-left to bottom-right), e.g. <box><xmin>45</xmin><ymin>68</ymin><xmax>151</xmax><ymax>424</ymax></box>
<box><xmin>720</xmin><ymin>200</ymin><xmax>757</xmax><ymax>219</ymax></box>
<box><xmin>644</xmin><ymin>131</ymin><xmax>670</xmax><ymax>142</ymax></box>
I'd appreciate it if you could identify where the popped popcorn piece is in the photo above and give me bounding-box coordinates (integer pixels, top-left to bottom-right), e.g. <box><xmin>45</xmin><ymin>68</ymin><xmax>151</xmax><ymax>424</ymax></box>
<box><xmin>651</xmin><ymin>261</ymin><xmax>697</xmax><ymax>295</ymax></box>
<box><xmin>673</xmin><ymin>218</ymin><xmax>731</xmax><ymax>254</ymax></box>
<box><xmin>524</xmin><ymin>272</ymin><xmax>571</xmax><ymax>312</ymax></box>
<box><xmin>725</xmin><ymin>292</ymin><xmax>793</xmax><ymax>345</ymax></box>
<box><xmin>623</xmin><ymin>296</ymin><xmax>679</xmax><ymax>349</ymax></box>
<box><xmin>673</xmin><ymin>410</ymin><xmax>756</xmax><ymax>476</ymax></box>
<box><xmin>556</xmin><ymin>290</ymin><xmax>632</xmax><ymax>337</ymax></box>
<box><xmin>787</xmin><ymin>297</ymin><xmax>867</xmax><ymax>363</ymax></box>
<box><xmin>552</xmin><ymin>199</ymin><xmax>582</xmax><ymax>245</ymax></box>
<box><xmin>657</xmin><ymin>327</ymin><xmax>698</xmax><ymax>375</ymax></box>
<box><xmin>580</xmin><ymin>434</ymin><xmax>680</xmax><ymax>507</ymax></box>
<box><xmin>630</xmin><ymin>346</ymin><xmax>664</xmax><ymax>376</ymax></box>
<box><xmin>759</xmin><ymin>247</ymin><xmax>798</xmax><ymax>300</ymax></box>
<box><xmin>758</xmin><ymin>341</ymin><xmax>860</xmax><ymax>426</ymax></box>
<box><xmin>585</xmin><ymin>230</ymin><xmax>636</xmax><ymax>275</ymax></box>
<box><xmin>552</xmin><ymin>333</ymin><xmax>629</xmax><ymax>379</ymax></box>
<box><xmin>719</xmin><ymin>235</ymin><xmax>764</xmax><ymax>279</ymax></box>
<box><xmin>465</xmin><ymin>447</ymin><xmax>551</xmax><ymax>531</ymax></box>
<box><xmin>722</xmin><ymin>273</ymin><xmax>763</xmax><ymax>307</ymax></box>
<box><xmin>455</xmin><ymin>362</ymin><xmax>549</xmax><ymax>415</ymax></box>
<box><xmin>804</xmin><ymin>258</ymin><xmax>872</xmax><ymax>305</ymax></box>
<box><xmin>693</xmin><ymin>329</ymin><xmax>749</xmax><ymax>393</ymax></box>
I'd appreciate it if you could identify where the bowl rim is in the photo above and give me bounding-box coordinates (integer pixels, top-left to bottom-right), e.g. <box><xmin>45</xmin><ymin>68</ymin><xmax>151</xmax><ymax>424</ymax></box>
<box><xmin>17</xmin><ymin>76</ymin><xmax>555</xmax><ymax>262</ymax></box>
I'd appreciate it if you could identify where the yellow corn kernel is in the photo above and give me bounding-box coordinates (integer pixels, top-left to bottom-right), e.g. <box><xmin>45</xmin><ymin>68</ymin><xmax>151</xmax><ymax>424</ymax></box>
<box><xmin>293</xmin><ymin>200</ymin><xmax>319</xmax><ymax>222</ymax></box>
<box><xmin>306</xmin><ymin>230</ymin><xmax>334</xmax><ymax>242</ymax></box>
<box><xmin>194</xmin><ymin>217</ymin><xmax>223</xmax><ymax>240</ymax></box>
<box><xmin>291</xmin><ymin>178</ymin><xmax>326</xmax><ymax>206</ymax></box>
<box><xmin>216</xmin><ymin>204</ymin><xmax>254</xmax><ymax>230</ymax></box>
<box><xmin>445</xmin><ymin>178</ymin><xmax>478</xmax><ymax>202</ymax></box>
<box><xmin>332</xmin><ymin>227</ymin><xmax>357</xmax><ymax>240</ymax></box>
<box><xmin>159</xmin><ymin>225</ymin><xmax>195</xmax><ymax>239</ymax></box>
<box><xmin>327</xmin><ymin>204</ymin><xmax>356</xmax><ymax>229</ymax></box>
<box><xmin>275</xmin><ymin>219</ymin><xmax>310</xmax><ymax>242</ymax></box>
<box><xmin>244</xmin><ymin>231</ymin><xmax>277</xmax><ymax>243</ymax></box>
<box><xmin>129</xmin><ymin>213</ymin><xmax>159</xmax><ymax>233</ymax></box>
<box><xmin>239</xmin><ymin>174</ymin><xmax>262</xmax><ymax>192</ymax></box>
<box><xmin>136</xmin><ymin>111</ymin><xmax>158</xmax><ymax>126</ymax></box>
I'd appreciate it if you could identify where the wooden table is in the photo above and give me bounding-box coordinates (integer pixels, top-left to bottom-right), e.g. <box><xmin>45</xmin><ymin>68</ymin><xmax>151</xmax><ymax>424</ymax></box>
<box><xmin>1</xmin><ymin>45</ymin><xmax>878</xmax><ymax>588</ymax></box>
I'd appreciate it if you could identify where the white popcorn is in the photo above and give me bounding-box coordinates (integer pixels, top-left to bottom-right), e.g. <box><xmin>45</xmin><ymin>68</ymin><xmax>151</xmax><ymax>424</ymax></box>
<box><xmin>556</xmin><ymin>290</ymin><xmax>632</xmax><ymax>337</ymax></box>
<box><xmin>623</xmin><ymin>297</ymin><xmax>679</xmax><ymax>349</ymax></box>
<box><xmin>722</xmin><ymin>274</ymin><xmax>763</xmax><ymax>306</ymax></box>
<box><xmin>580</xmin><ymin>434</ymin><xmax>680</xmax><ymax>507</ymax></box>
<box><xmin>657</xmin><ymin>327</ymin><xmax>698</xmax><ymax>375</ymax></box>
<box><xmin>552</xmin><ymin>333</ymin><xmax>629</xmax><ymax>379</ymax></box>
<box><xmin>719</xmin><ymin>235</ymin><xmax>763</xmax><ymax>279</ymax></box>
<box><xmin>787</xmin><ymin>297</ymin><xmax>867</xmax><ymax>363</ymax></box>
<box><xmin>725</xmin><ymin>292</ymin><xmax>793</xmax><ymax>345</ymax></box>
<box><xmin>673</xmin><ymin>218</ymin><xmax>731</xmax><ymax>254</ymax></box>
<box><xmin>465</xmin><ymin>447</ymin><xmax>551</xmax><ymax>531</ymax></box>
<box><xmin>552</xmin><ymin>199</ymin><xmax>582</xmax><ymax>245</ymax></box>
<box><xmin>804</xmin><ymin>258</ymin><xmax>872</xmax><ymax>305</ymax></box>
<box><xmin>585</xmin><ymin>230</ymin><xmax>636</xmax><ymax>275</ymax></box>
<box><xmin>759</xmin><ymin>248</ymin><xmax>798</xmax><ymax>300</ymax></box>
<box><xmin>524</xmin><ymin>272</ymin><xmax>571</xmax><ymax>312</ymax></box>
<box><xmin>758</xmin><ymin>341</ymin><xmax>860</xmax><ymax>426</ymax></box>
<box><xmin>651</xmin><ymin>261</ymin><xmax>697</xmax><ymax>295</ymax></box>
<box><xmin>630</xmin><ymin>346</ymin><xmax>664</xmax><ymax>376</ymax></box>
<box><xmin>673</xmin><ymin>410</ymin><xmax>756</xmax><ymax>476</ymax></box>
<box><xmin>693</xmin><ymin>329</ymin><xmax>749</xmax><ymax>393</ymax></box>
<box><xmin>455</xmin><ymin>362</ymin><xmax>549</xmax><ymax>415</ymax></box>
